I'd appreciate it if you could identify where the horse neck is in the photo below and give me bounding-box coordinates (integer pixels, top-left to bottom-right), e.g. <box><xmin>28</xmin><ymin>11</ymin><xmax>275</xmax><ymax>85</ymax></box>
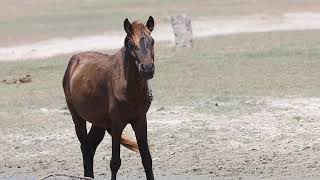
<box><xmin>119</xmin><ymin>47</ymin><xmax>148</xmax><ymax>98</ymax></box>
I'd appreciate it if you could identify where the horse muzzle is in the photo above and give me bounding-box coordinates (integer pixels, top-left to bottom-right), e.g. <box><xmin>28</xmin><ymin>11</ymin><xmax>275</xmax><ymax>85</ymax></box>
<box><xmin>139</xmin><ymin>63</ymin><xmax>155</xmax><ymax>80</ymax></box>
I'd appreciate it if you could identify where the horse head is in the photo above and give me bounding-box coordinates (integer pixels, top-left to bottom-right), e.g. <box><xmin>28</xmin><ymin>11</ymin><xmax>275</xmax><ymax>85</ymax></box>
<box><xmin>123</xmin><ymin>16</ymin><xmax>155</xmax><ymax>80</ymax></box>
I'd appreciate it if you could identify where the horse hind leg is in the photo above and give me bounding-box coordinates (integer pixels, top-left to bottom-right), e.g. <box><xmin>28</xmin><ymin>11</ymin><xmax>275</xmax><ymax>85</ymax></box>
<box><xmin>63</xmin><ymin>59</ymin><xmax>104</xmax><ymax>177</ymax></box>
<box><xmin>68</xmin><ymin>106</ymin><xmax>105</xmax><ymax>178</ymax></box>
<box><xmin>87</xmin><ymin>124</ymin><xmax>106</xmax><ymax>176</ymax></box>
<box><xmin>69</xmin><ymin>110</ymin><xmax>93</xmax><ymax>178</ymax></box>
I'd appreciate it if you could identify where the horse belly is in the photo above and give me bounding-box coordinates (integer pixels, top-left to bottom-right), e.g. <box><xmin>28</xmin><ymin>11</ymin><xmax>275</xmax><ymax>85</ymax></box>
<box><xmin>70</xmin><ymin>78</ymin><xmax>111</xmax><ymax>128</ymax></box>
<box><xmin>73</xmin><ymin>95</ymin><xmax>111</xmax><ymax>127</ymax></box>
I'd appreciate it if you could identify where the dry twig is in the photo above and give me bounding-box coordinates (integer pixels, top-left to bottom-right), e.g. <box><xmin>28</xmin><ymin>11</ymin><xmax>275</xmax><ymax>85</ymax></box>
<box><xmin>39</xmin><ymin>173</ymin><xmax>94</xmax><ymax>180</ymax></box>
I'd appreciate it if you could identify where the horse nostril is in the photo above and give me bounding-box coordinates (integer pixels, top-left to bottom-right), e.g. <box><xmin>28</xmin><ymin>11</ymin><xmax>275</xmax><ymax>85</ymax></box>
<box><xmin>146</xmin><ymin>64</ymin><xmax>154</xmax><ymax>71</ymax></box>
<box><xmin>141</xmin><ymin>64</ymin><xmax>147</xmax><ymax>71</ymax></box>
<box><xmin>141</xmin><ymin>64</ymin><xmax>154</xmax><ymax>72</ymax></box>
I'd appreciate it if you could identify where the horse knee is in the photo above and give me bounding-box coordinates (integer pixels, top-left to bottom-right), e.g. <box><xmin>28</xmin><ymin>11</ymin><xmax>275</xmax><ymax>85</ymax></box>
<box><xmin>110</xmin><ymin>158</ymin><xmax>121</xmax><ymax>172</ymax></box>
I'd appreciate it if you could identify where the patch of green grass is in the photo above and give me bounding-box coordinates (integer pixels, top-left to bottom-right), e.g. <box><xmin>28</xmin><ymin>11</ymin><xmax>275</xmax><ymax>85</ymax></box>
<box><xmin>0</xmin><ymin>57</ymin><xmax>68</xmax><ymax>121</ymax></box>
<box><xmin>153</xmin><ymin>31</ymin><xmax>320</xmax><ymax>108</ymax></box>
<box><xmin>1</xmin><ymin>30</ymin><xmax>320</xmax><ymax>118</ymax></box>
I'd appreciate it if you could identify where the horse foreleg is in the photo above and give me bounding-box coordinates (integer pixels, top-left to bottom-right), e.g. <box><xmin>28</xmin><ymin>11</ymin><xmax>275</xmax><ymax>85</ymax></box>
<box><xmin>110</xmin><ymin>121</ymin><xmax>126</xmax><ymax>180</ymax></box>
<box><xmin>132</xmin><ymin>117</ymin><xmax>154</xmax><ymax>180</ymax></box>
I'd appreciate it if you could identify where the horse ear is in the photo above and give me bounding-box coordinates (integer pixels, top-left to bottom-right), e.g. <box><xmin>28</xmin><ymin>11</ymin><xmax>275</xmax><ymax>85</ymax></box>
<box><xmin>146</xmin><ymin>16</ymin><xmax>154</xmax><ymax>32</ymax></box>
<box><xmin>124</xmin><ymin>18</ymin><xmax>132</xmax><ymax>35</ymax></box>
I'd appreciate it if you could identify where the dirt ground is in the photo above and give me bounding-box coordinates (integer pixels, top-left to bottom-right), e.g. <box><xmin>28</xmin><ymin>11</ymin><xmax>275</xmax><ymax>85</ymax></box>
<box><xmin>1</xmin><ymin>98</ymin><xmax>320</xmax><ymax>179</ymax></box>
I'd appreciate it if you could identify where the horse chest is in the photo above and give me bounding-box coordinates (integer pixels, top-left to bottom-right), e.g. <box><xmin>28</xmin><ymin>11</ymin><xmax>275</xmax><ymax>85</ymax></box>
<box><xmin>110</xmin><ymin>97</ymin><xmax>150</xmax><ymax>121</ymax></box>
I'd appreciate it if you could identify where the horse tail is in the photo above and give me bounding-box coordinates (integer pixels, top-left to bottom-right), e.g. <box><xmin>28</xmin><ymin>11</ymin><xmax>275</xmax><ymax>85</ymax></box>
<box><xmin>120</xmin><ymin>134</ymin><xmax>139</xmax><ymax>152</ymax></box>
<box><xmin>106</xmin><ymin>129</ymin><xmax>139</xmax><ymax>152</ymax></box>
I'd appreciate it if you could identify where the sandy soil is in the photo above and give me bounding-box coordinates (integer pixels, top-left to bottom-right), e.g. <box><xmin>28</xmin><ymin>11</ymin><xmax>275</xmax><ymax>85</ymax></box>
<box><xmin>1</xmin><ymin>97</ymin><xmax>320</xmax><ymax>179</ymax></box>
<box><xmin>1</xmin><ymin>12</ymin><xmax>320</xmax><ymax>61</ymax></box>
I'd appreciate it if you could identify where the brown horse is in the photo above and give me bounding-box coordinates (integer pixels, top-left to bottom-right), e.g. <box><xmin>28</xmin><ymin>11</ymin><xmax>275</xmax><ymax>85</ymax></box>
<box><xmin>62</xmin><ymin>16</ymin><xmax>155</xmax><ymax>180</ymax></box>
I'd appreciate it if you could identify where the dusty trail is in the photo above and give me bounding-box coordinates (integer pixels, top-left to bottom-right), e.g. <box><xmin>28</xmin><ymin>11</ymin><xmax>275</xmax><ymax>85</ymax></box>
<box><xmin>1</xmin><ymin>12</ymin><xmax>320</xmax><ymax>61</ymax></box>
